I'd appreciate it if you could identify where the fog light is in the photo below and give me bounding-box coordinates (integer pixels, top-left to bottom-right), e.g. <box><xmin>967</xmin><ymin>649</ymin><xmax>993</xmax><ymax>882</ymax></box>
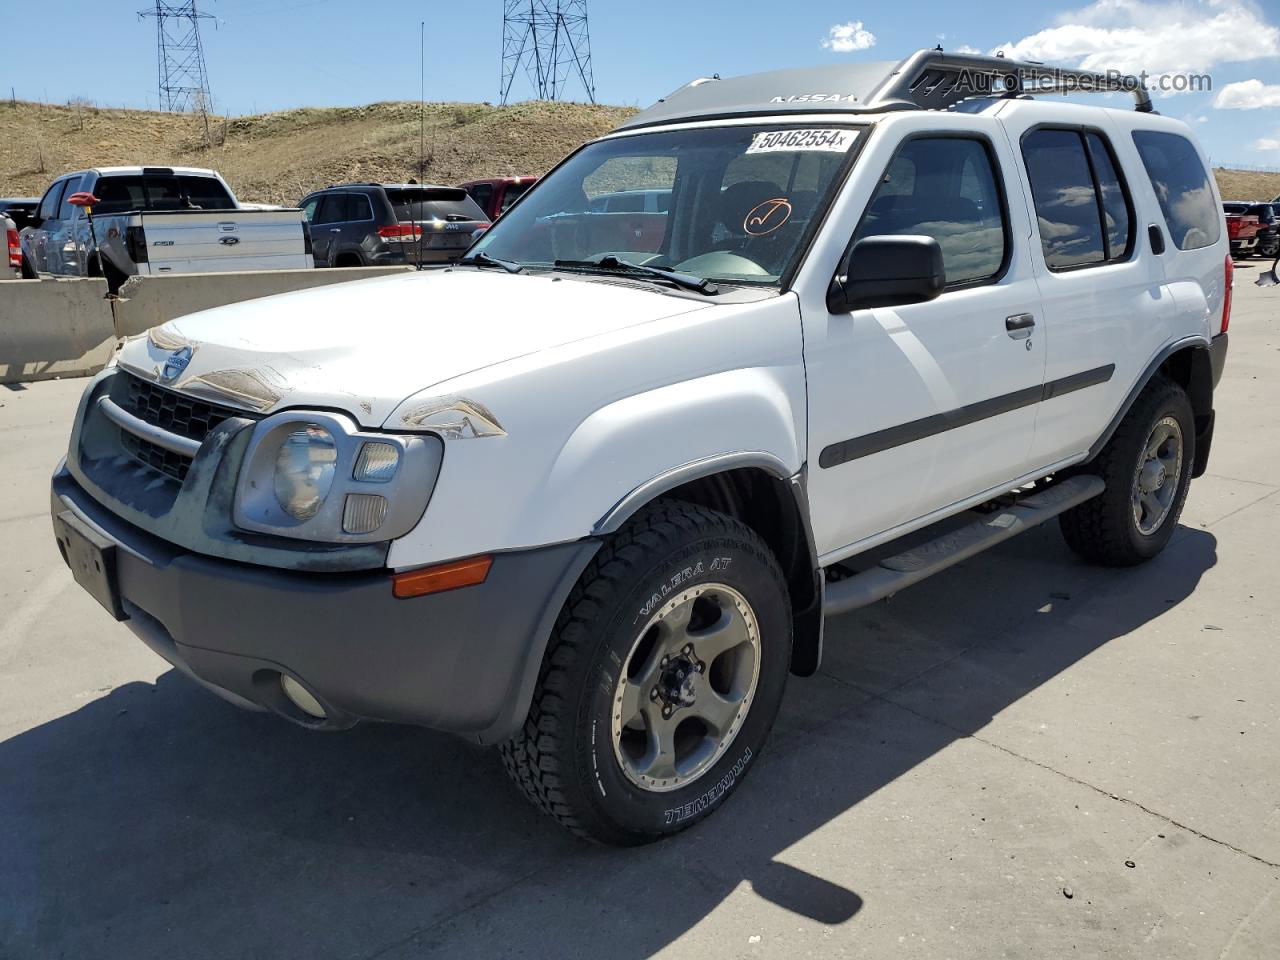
<box><xmin>280</xmin><ymin>675</ymin><xmax>326</xmax><ymax>719</ymax></box>
<box><xmin>354</xmin><ymin>441</ymin><xmax>400</xmax><ymax>482</ymax></box>
<box><xmin>343</xmin><ymin>493</ymin><xmax>388</xmax><ymax>534</ymax></box>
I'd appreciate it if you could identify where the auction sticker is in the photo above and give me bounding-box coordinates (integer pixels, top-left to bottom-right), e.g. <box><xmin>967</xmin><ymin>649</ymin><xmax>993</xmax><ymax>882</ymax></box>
<box><xmin>745</xmin><ymin>128</ymin><xmax>856</xmax><ymax>154</ymax></box>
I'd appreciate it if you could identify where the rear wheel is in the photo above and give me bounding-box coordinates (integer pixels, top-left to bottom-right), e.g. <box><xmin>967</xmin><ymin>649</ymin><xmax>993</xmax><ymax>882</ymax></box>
<box><xmin>500</xmin><ymin>500</ymin><xmax>791</xmax><ymax>845</ymax></box>
<box><xmin>1060</xmin><ymin>376</ymin><xmax>1194</xmax><ymax>566</ymax></box>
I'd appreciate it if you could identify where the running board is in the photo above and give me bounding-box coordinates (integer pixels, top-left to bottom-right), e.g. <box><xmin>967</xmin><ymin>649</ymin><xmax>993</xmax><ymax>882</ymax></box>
<box><xmin>823</xmin><ymin>475</ymin><xmax>1105</xmax><ymax>617</ymax></box>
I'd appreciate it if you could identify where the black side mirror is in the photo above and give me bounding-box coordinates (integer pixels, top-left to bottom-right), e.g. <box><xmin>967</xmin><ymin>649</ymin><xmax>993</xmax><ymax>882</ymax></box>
<box><xmin>827</xmin><ymin>235</ymin><xmax>946</xmax><ymax>313</ymax></box>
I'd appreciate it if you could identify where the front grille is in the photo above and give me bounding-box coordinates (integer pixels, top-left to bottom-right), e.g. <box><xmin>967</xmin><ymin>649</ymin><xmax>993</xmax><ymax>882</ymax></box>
<box><xmin>122</xmin><ymin>373</ymin><xmax>244</xmax><ymax>443</ymax></box>
<box><xmin>114</xmin><ymin>373</ymin><xmax>253</xmax><ymax>482</ymax></box>
<box><xmin>119</xmin><ymin>431</ymin><xmax>192</xmax><ymax>482</ymax></box>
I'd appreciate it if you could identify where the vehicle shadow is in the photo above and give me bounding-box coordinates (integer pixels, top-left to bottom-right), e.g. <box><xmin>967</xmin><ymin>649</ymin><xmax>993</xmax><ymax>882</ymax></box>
<box><xmin>0</xmin><ymin>524</ymin><xmax>1217</xmax><ymax>960</ymax></box>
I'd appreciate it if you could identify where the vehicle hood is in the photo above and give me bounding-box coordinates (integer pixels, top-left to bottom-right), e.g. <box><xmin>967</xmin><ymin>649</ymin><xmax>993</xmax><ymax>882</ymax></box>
<box><xmin>118</xmin><ymin>270</ymin><xmax>713</xmax><ymax>426</ymax></box>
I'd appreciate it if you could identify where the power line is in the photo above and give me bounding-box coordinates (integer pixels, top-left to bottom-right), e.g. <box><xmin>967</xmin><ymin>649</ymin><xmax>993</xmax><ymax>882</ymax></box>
<box><xmin>138</xmin><ymin>2</ymin><xmax>217</xmax><ymax>114</ymax></box>
<box><xmin>500</xmin><ymin>1</ymin><xmax>595</xmax><ymax>105</ymax></box>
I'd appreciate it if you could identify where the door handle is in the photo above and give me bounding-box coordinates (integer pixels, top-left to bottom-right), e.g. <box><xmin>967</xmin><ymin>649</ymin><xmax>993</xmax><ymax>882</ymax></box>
<box><xmin>1005</xmin><ymin>313</ymin><xmax>1035</xmax><ymax>339</ymax></box>
<box><xmin>329</xmin><ymin>228</ymin><xmax>341</xmax><ymax>233</ymax></box>
<box><xmin>1147</xmin><ymin>224</ymin><xmax>1166</xmax><ymax>255</ymax></box>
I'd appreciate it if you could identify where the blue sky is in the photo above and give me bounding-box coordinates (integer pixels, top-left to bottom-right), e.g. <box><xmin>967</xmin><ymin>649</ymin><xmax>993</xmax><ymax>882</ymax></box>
<box><xmin>3</xmin><ymin>0</ymin><xmax>1279</xmax><ymax>166</ymax></box>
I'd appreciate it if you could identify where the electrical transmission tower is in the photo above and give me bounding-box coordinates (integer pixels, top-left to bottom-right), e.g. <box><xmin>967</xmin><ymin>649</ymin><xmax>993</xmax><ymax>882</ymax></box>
<box><xmin>138</xmin><ymin>2</ymin><xmax>216</xmax><ymax>113</ymax></box>
<box><xmin>500</xmin><ymin>1</ymin><xmax>596</xmax><ymax>105</ymax></box>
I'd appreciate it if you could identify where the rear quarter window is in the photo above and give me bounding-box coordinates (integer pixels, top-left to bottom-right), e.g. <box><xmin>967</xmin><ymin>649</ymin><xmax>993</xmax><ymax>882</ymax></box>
<box><xmin>1131</xmin><ymin>131</ymin><xmax>1221</xmax><ymax>251</ymax></box>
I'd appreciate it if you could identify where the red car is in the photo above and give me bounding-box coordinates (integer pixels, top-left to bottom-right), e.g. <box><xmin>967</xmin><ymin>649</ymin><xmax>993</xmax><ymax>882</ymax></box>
<box><xmin>458</xmin><ymin>176</ymin><xmax>538</xmax><ymax>222</ymax></box>
<box><xmin>1224</xmin><ymin>202</ymin><xmax>1261</xmax><ymax>258</ymax></box>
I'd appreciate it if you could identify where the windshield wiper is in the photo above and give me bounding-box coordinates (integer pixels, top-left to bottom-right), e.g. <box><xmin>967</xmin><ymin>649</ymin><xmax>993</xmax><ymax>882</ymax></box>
<box><xmin>553</xmin><ymin>255</ymin><xmax>718</xmax><ymax>295</ymax></box>
<box><xmin>458</xmin><ymin>251</ymin><xmax>524</xmax><ymax>274</ymax></box>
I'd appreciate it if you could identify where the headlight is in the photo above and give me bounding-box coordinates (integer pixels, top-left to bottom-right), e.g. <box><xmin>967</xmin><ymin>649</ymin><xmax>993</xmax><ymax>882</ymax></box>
<box><xmin>233</xmin><ymin>411</ymin><xmax>443</xmax><ymax>543</ymax></box>
<box><xmin>273</xmin><ymin>424</ymin><xmax>337</xmax><ymax>519</ymax></box>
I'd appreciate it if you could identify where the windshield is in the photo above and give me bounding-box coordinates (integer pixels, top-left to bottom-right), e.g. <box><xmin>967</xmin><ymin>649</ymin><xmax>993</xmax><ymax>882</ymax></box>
<box><xmin>471</xmin><ymin>124</ymin><xmax>863</xmax><ymax>286</ymax></box>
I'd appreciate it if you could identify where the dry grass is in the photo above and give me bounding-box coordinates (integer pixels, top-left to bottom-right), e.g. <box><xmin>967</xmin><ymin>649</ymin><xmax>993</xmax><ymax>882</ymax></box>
<box><xmin>3</xmin><ymin>99</ymin><xmax>1278</xmax><ymax>207</ymax></box>
<box><xmin>0</xmin><ymin>99</ymin><xmax>636</xmax><ymax>204</ymax></box>
<box><xmin>1214</xmin><ymin>168</ymin><xmax>1280</xmax><ymax>202</ymax></box>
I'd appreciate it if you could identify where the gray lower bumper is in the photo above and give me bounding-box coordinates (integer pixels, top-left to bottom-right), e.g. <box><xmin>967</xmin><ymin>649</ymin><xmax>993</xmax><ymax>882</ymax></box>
<box><xmin>52</xmin><ymin>467</ymin><xmax>599</xmax><ymax>744</ymax></box>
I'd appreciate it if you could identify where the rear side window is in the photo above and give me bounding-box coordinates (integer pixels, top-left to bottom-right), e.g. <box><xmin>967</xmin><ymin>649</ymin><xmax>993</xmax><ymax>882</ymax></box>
<box><xmin>343</xmin><ymin>194</ymin><xmax>373</xmax><ymax>221</ymax></box>
<box><xmin>313</xmin><ymin>194</ymin><xmax>344</xmax><ymax>225</ymax></box>
<box><xmin>500</xmin><ymin>182</ymin><xmax>530</xmax><ymax>212</ymax></box>
<box><xmin>1086</xmin><ymin>134</ymin><xmax>1133</xmax><ymax>261</ymax></box>
<box><xmin>385</xmin><ymin>188</ymin><xmax>487</xmax><ymax>223</ymax></box>
<box><xmin>855</xmin><ymin>136</ymin><xmax>1007</xmax><ymax>286</ymax></box>
<box><xmin>467</xmin><ymin>183</ymin><xmax>494</xmax><ymax>212</ymax></box>
<box><xmin>1131</xmin><ymin>131</ymin><xmax>1220</xmax><ymax>250</ymax></box>
<box><xmin>39</xmin><ymin>181</ymin><xmax>67</xmax><ymax>221</ymax></box>
<box><xmin>56</xmin><ymin>176</ymin><xmax>84</xmax><ymax>220</ymax></box>
<box><xmin>1022</xmin><ymin>129</ymin><xmax>1134</xmax><ymax>269</ymax></box>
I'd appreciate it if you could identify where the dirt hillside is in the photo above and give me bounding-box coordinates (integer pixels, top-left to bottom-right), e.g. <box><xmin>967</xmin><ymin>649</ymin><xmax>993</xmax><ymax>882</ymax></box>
<box><xmin>3</xmin><ymin>99</ymin><xmax>1277</xmax><ymax>206</ymax></box>
<box><xmin>1214</xmin><ymin>168</ymin><xmax>1280</xmax><ymax>202</ymax></box>
<box><xmin>0</xmin><ymin>99</ymin><xmax>636</xmax><ymax>205</ymax></box>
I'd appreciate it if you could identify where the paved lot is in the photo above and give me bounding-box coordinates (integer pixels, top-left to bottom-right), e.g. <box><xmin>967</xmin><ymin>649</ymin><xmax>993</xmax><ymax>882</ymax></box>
<box><xmin>2</xmin><ymin>275</ymin><xmax>1278</xmax><ymax>959</ymax></box>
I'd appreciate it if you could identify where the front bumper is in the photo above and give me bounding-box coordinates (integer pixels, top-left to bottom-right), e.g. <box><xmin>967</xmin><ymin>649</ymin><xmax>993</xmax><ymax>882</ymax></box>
<box><xmin>53</xmin><ymin>466</ymin><xmax>599</xmax><ymax>744</ymax></box>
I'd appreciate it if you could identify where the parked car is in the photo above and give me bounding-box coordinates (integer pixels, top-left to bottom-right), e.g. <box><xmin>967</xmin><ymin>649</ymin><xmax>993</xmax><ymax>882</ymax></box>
<box><xmin>0</xmin><ymin>197</ymin><xmax>40</xmax><ymax>232</ymax></box>
<box><xmin>3</xmin><ymin>215</ymin><xmax>19</xmax><ymax>280</ymax></box>
<box><xmin>1223</xmin><ymin>202</ymin><xmax>1261</xmax><ymax>258</ymax></box>
<box><xmin>1245</xmin><ymin>202</ymin><xmax>1279</xmax><ymax>259</ymax></box>
<box><xmin>53</xmin><ymin>50</ymin><xmax>1229</xmax><ymax>847</ymax></box>
<box><xmin>299</xmin><ymin>183</ymin><xmax>489</xmax><ymax>267</ymax></box>
<box><xmin>459</xmin><ymin>176</ymin><xmax>538</xmax><ymax>221</ymax></box>
<box><xmin>20</xmin><ymin>166</ymin><xmax>313</xmax><ymax>290</ymax></box>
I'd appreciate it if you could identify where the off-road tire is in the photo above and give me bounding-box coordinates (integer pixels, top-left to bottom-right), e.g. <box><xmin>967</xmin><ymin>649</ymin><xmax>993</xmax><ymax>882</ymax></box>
<box><xmin>1059</xmin><ymin>376</ymin><xmax>1195</xmax><ymax>566</ymax></box>
<box><xmin>499</xmin><ymin>500</ymin><xmax>792</xmax><ymax>846</ymax></box>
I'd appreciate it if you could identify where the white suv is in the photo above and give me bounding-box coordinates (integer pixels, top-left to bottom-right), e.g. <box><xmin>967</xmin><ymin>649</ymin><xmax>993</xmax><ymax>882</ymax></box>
<box><xmin>52</xmin><ymin>51</ymin><xmax>1231</xmax><ymax>845</ymax></box>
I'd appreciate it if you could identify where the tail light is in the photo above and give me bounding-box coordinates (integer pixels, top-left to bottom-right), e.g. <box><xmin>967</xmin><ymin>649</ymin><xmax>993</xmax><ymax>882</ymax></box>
<box><xmin>6</xmin><ymin>228</ymin><xmax>19</xmax><ymax>270</ymax></box>
<box><xmin>377</xmin><ymin>224</ymin><xmax>422</xmax><ymax>243</ymax></box>
<box><xmin>126</xmin><ymin>225</ymin><xmax>148</xmax><ymax>264</ymax></box>
<box><xmin>1222</xmin><ymin>254</ymin><xmax>1233</xmax><ymax>334</ymax></box>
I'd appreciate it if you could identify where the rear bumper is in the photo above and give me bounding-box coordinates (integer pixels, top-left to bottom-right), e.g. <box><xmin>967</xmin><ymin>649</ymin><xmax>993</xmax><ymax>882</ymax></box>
<box><xmin>52</xmin><ymin>466</ymin><xmax>599</xmax><ymax>743</ymax></box>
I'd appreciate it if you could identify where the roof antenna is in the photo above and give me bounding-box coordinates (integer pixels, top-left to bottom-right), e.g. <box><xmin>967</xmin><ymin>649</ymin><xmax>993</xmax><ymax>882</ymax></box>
<box><xmin>418</xmin><ymin>19</ymin><xmax>426</xmax><ymax>270</ymax></box>
<box><xmin>934</xmin><ymin>44</ymin><xmax>943</xmax><ymax>52</ymax></box>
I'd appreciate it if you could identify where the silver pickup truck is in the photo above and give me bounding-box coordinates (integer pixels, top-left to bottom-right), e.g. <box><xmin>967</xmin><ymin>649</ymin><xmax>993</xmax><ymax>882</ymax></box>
<box><xmin>20</xmin><ymin>166</ymin><xmax>313</xmax><ymax>290</ymax></box>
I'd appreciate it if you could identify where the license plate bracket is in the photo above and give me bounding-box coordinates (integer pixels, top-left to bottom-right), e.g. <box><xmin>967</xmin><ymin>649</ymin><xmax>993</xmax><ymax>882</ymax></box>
<box><xmin>54</xmin><ymin>510</ymin><xmax>126</xmax><ymax>621</ymax></box>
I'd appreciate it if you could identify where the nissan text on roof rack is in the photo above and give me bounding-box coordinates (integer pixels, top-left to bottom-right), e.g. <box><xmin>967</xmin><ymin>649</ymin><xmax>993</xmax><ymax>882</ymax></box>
<box><xmin>51</xmin><ymin>50</ymin><xmax>1231</xmax><ymax>845</ymax></box>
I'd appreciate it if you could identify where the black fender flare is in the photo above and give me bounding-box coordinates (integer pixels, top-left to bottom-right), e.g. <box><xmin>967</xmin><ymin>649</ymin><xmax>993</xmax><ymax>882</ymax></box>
<box><xmin>1085</xmin><ymin>335</ymin><xmax>1220</xmax><ymax>476</ymax></box>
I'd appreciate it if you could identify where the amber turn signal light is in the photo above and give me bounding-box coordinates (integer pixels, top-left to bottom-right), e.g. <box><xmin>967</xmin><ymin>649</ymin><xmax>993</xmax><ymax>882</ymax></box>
<box><xmin>392</xmin><ymin>555</ymin><xmax>492</xmax><ymax>598</ymax></box>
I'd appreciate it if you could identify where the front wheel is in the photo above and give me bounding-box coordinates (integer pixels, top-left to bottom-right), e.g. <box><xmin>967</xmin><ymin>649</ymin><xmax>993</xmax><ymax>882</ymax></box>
<box><xmin>500</xmin><ymin>500</ymin><xmax>792</xmax><ymax>845</ymax></box>
<box><xmin>1060</xmin><ymin>376</ymin><xmax>1195</xmax><ymax>566</ymax></box>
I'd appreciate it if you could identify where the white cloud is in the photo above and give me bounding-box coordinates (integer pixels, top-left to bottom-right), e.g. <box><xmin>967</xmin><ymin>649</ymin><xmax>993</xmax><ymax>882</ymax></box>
<box><xmin>1257</xmin><ymin>137</ymin><xmax>1280</xmax><ymax>152</ymax></box>
<box><xmin>1215</xmin><ymin>79</ymin><xmax>1280</xmax><ymax>109</ymax></box>
<box><xmin>993</xmin><ymin>0</ymin><xmax>1280</xmax><ymax>80</ymax></box>
<box><xmin>954</xmin><ymin>44</ymin><xmax>983</xmax><ymax>55</ymax></box>
<box><xmin>822</xmin><ymin>21</ymin><xmax>877</xmax><ymax>53</ymax></box>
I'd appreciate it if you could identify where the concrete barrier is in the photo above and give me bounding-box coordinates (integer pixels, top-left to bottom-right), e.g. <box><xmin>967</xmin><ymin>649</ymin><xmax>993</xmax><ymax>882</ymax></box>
<box><xmin>111</xmin><ymin>266</ymin><xmax>414</xmax><ymax>338</ymax></box>
<box><xmin>0</xmin><ymin>278</ymin><xmax>116</xmax><ymax>385</ymax></box>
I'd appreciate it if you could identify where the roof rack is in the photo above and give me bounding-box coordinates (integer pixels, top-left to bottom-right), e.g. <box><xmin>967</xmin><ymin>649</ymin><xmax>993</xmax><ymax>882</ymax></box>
<box><xmin>618</xmin><ymin>48</ymin><xmax>1154</xmax><ymax>131</ymax></box>
<box><xmin>875</xmin><ymin>49</ymin><xmax>1154</xmax><ymax>114</ymax></box>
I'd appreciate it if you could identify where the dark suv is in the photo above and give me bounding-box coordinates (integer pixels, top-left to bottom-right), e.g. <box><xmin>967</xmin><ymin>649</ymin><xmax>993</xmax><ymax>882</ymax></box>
<box><xmin>298</xmin><ymin>183</ymin><xmax>490</xmax><ymax>267</ymax></box>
